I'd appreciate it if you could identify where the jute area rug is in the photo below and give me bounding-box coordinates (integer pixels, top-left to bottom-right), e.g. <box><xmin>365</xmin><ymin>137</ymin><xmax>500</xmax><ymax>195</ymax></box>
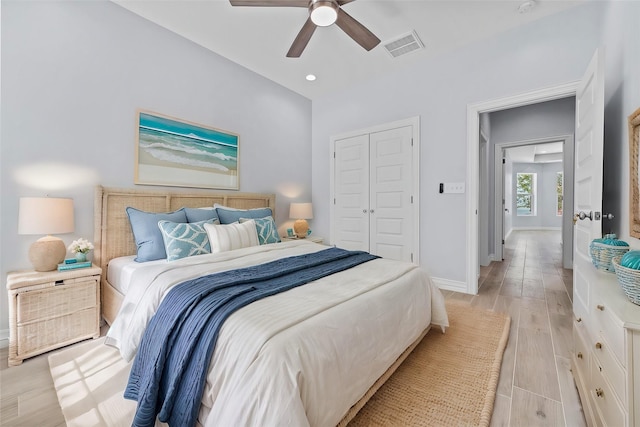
<box><xmin>49</xmin><ymin>300</ymin><xmax>509</xmax><ymax>427</ymax></box>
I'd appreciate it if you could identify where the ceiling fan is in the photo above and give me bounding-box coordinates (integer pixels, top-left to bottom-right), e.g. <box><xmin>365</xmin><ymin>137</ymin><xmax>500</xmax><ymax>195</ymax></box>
<box><xmin>229</xmin><ymin>0</ymin><xmax>381</xmax><ymax>58</ymax></box>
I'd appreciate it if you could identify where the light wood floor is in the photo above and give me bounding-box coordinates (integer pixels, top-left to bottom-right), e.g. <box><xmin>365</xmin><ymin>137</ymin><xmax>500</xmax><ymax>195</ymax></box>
<box><xmin>0</xmin><ymin>230</ymin><xmax>585</xmax><ymax>426</ymax></box>
<box><xmin>441</xmin><ymin>230</ymin><xmax>586</xmax><ymax>427</ymax></box>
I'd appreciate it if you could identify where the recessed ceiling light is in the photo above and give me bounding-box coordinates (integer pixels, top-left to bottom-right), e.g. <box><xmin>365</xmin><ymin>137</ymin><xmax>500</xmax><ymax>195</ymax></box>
<box><xmin>306</xmin><ymin>74</ymin><xmax>317</xmax><ymax>81</ymax></box>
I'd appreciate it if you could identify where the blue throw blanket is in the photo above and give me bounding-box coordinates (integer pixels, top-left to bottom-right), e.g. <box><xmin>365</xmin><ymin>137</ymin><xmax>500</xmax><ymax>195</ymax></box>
<box><xmin>124</xmin><ymin>247</ymin><xmax>379</xmax><ymax>427</ymax></box>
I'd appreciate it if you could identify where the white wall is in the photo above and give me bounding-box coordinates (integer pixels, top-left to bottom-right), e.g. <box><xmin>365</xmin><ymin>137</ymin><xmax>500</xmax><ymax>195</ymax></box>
<box><xmin>0</xmin><ymin>1</ymin><xmax>311</xmax><ymax>338</ymax></box>
<box><xmin>511</xmin><ymin>162</ymin><xmax>563</xmax><ymax>229</ymax></box>
<box><xmin>312</xmin><ymin>2</ymin><xmax>604</xmax><ymax>285</ymax></box>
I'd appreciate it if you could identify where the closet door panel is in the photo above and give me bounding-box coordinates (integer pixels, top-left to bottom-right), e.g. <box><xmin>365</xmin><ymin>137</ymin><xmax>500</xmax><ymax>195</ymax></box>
<box><xmin>334</xmin><ymin>134</ymin><xmax>370</xmax><ymax>251</ymax></box>
<box><xmin>369</xmin><ymin>126</ymin><xmax>414</xmax><ymax>262</ymax></box>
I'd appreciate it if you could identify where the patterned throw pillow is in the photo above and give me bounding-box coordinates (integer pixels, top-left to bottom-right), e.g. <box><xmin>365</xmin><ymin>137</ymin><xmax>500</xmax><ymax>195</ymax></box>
<box><xmin>240</xmin><ymin>216</ymin><xmax>281</xmax><ymax>245</ymax></box>
<box><xmin>203</xmin><ymin>220</ymin><xmax>260</xmax><ymax>253</ymax></box>
<box><xmin>157</xmin><ymin>219</ymin><xmax>218</xmax><ymax>262</ymax></box>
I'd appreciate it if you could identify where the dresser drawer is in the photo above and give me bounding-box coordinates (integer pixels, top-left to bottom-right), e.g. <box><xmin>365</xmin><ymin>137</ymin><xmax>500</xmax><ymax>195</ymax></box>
<box><xmin>592</xmin><ymin>332</ymin><xmax>627</xmax><ymax>407</ymax></box>
<box><xmin>590</xmin><ymin>357</ymin><xmax>626</xmax><ymax>427</ymax></box>
<box><xmin>591</xmin><ymin>301</ymin><xmax>625</xmax><ymax>366</ymax></box>
<box><xmin>16</xmin><ymin>278</ymin><xmax>98</xmax><ymax>324</ymax></box>
<box><xmin>573</xmin><ymin>325</ymin><xmax>590</xmax><ymax>378</ymax></box>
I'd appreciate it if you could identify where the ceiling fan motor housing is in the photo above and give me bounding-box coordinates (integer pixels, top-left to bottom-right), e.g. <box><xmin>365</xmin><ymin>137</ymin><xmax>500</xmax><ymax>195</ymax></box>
<box><xmin>310</xmin><ymin>0</ymin><xmax>339</xmax><ymax>26</ymax></box>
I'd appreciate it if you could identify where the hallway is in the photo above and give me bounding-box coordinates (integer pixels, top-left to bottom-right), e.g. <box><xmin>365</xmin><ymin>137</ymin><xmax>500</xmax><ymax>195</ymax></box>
<box><xmin>443</xmin><ymin>230</ymin><xmax>586</xmax><ymax>426</ymax></box>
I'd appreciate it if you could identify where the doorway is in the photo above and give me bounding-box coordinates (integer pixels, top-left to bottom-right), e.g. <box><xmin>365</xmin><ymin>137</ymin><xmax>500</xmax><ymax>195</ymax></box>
<box><xmin>491</xmin><ymin>135</ymin><xmax>575</xmax><ymax>270</ymax></box>
<box><xmin>466</xmin><ymin>82</ymin><xmax>579</xmax><ymax>295</ymax></box>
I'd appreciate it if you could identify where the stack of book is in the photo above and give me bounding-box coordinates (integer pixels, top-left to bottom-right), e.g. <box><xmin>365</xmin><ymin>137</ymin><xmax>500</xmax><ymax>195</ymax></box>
<box><xmin>57</xmin><ymin>258</ymin><xmax>92</xmax><ymax>271</ymax></box>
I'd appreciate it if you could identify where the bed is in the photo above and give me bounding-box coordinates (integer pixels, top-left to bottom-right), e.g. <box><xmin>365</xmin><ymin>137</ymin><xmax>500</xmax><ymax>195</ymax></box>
<box><xmin>93</xmin><ymin>185</ymin><xmax>448</xmax><ymax>427</ymax></box>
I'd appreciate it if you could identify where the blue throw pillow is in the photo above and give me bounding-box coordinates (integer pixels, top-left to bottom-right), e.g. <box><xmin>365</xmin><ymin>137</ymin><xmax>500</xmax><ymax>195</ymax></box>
<box><xmin>184</xmin><ymin>207</ymin><xmax>219</xmax><ymax>223</ymax></box>
<box><xmin>158</xmin><ymin>219</ymin><xmax>218</xmax><ymax>261</ymax></box>
<box><xmin>240</xmin><ymin>216</ymin><xmax>281</xmax><ymax>245</ymax></box>
<box><xmin>126</xmin><ymin>207</ymin><xmax>187</xmax><ymax>262</ymax></box>
<box><xmin>216</xmin><ymin>206</ymin><xmax>273</xmax><ymax>224</ymax></box>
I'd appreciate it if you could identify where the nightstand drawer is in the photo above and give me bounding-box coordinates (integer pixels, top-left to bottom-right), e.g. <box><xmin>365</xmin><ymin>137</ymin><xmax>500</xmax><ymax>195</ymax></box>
<box><xmin>17</xmin><ymin>307</ymin><xmax>98</xmax><ymax>355</ymax></box>
<box><xmin>17</xmin><ymin>278</ymin><xmax>98</xmax><ymax>324</ymax></box>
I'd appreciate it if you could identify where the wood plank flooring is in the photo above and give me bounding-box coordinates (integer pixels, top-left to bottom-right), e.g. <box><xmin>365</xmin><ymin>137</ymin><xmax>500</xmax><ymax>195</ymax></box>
<box><xmin>0</xmin><ymin>230</ymin><xmax>586</xmax><ymax>426</ymax></box>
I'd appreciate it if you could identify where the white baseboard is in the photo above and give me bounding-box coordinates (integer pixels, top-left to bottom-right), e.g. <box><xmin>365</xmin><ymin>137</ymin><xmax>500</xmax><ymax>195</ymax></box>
<box><xmin>431</xmin><ymin>277</ymin><xmax>468</xmax><ymax>293</ymax></box>
<box><xmin>488</xmin><ymin>253</ymin><xmax>496</xmax><ymax>262</ymax></box>
<box><xmin>511</xmin><ymin>226</ymin><xmax>561</xmax><ymax>231</ymax></box>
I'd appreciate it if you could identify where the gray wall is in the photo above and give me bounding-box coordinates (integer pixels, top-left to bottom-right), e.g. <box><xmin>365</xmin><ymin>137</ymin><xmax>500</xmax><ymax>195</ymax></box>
<box><xmin>511</xmin><ymin>162</ymin><xmax>563</xmax><ymax>229</ymax></box>
<box><xmin>0</xmin><ymin>1</ymin><xmax>312</xmax><ymax>338</ymax></box>
<box><xmin>312</xmin><ymin>2</ymin><xmax>604</xmax><ymax>284</ymax></box>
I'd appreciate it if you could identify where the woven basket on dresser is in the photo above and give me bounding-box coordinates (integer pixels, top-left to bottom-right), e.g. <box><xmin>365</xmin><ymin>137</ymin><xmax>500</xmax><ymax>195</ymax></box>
<box><xmin>590</xmin><ymin>234</ymin><xmax>629</xmax><ymax>272</ymax></box>
<box><xmin>612</xmin><ymin>256</ymin><xmax>640</xmax><ymax>305</ymax></box>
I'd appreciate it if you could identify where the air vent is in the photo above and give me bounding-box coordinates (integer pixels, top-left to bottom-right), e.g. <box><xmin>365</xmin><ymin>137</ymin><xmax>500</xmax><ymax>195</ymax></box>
<box><xmin>383</xmin><ymin>31</ymin><xmax>424</xmax><ymax>58</ymax></box>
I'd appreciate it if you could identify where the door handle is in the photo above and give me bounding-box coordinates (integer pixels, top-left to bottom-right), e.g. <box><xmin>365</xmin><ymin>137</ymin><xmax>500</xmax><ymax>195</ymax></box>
<box><xmin>573</xmin><ymin>211</ymin><xmax>592</xmax><ymax>224</ymax></box>
<box><xmin>603</xmin><ymin>213</ymin><xmax>614</xmax><ymax>220</ymax></box>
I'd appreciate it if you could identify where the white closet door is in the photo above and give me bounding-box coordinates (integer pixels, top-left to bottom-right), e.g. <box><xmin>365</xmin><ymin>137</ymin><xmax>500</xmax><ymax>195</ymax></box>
<box><xmin>369</xmin><ymin>126</ymin><xmax>414</xmax><ymax>262</ymax></box>
<box><xmin>333</xmin><ymin>134</ymin><xmax>370</xmax><ymax>252</ymax></box>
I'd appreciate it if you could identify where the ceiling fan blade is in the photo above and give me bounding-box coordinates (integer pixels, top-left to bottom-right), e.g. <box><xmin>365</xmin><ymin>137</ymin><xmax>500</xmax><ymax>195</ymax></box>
<box><xmin>287</xmin><ymin>18</ymin><xmax>317</xmax><ymax>58</ymax></box>
<box><xmin>230</xmin><ymin>0</ymin><xmax>308</xmax><ymax>7</ymax></box>
<box><xmin>335</xmin><ymin>7</ymin><xmax>380</xmax><ymax>51</ymax></box>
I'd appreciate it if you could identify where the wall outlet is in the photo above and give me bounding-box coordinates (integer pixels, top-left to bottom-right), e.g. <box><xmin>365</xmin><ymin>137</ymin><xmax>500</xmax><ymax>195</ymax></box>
<box><xmin>443</xmin><ymin>182</ymin><xmax>465</xmax><ymax>194</ymax></box>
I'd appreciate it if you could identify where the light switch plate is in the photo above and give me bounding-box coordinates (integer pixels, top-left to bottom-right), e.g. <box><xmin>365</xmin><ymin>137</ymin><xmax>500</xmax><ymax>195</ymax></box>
<box><xmin>443</xmin><ymin>182</ymin><xmax>465</xmax><ymax>194</ymax></box>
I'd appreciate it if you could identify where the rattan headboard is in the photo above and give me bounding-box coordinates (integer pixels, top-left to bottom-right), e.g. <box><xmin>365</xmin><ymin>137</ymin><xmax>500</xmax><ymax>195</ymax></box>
<box><xmin>93</xmin><ymin>185</ymin><xmax>276</xmax><ymax>274</ymax></box>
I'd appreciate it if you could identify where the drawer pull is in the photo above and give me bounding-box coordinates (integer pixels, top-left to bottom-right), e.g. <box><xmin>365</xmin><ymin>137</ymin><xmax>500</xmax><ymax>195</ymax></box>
<box><xmin>595</xmin><ymin>342</ymin><xmax>602</xmax><ymax>349</ymax></box>
<box><xmin>575</xmin><ymin>317</ymin><xmax>582</xmax><ymax>323</ymax></box>
<box><xmin>596</xmin><ymin>304</ymin><xmax>604</xmax><ymax>311</ymax></box>
<box><xmin>595</xmin><ymin>388</ymin><xmax>604</xmax><ymax>398</ymax></box>
<box><xmin>577</xmin><ymin>352</ymin><xmax>583</xmax><ymax>359</ymax></box>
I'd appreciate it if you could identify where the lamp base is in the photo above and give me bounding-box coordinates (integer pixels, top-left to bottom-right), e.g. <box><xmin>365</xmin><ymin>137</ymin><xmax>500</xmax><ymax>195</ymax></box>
<box><xmin>28</xmin><ymin>236</ymin><xmax>66</xmax><ymax>272</ymax></box>
<box><xmin>293</xmin><ymin>219</ymin><xmax>309</xmax><ymax>239</ymax></box>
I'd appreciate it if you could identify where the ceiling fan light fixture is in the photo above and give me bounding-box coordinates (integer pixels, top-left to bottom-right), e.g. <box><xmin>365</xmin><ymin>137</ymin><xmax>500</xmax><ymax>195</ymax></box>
<box><xmin>310</xmin><ymin>0</ymin><xmax>338</xmax><ymax>27</ymax></box>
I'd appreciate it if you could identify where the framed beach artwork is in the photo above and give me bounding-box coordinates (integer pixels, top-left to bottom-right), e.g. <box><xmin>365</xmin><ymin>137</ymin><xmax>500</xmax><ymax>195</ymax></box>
<box><xmin>135</xmin><ymin>110</ymin><xmax>239</xmax><ymax>190</ymax></box>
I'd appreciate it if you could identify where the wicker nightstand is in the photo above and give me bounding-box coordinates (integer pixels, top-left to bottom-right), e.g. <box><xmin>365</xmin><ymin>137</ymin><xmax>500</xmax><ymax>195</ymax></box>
<box><xmin>6</xmin><ymin>265</ymin><xmax>101</xmax><ymax>366</ymax></box>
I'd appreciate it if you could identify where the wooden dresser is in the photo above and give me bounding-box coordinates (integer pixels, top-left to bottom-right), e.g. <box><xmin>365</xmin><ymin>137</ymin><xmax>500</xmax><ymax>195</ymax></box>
<box><xmin>572</xmin><ymin>267</ymin><xmax>640</xmax><ymax>426</ymax></box>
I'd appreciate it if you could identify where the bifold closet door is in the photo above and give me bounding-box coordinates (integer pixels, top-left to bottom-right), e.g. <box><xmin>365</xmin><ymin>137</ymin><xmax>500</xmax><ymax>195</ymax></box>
<box><xmin>333</xmin><ymin>125</ymin><xmax>414</xmax><ymax>262</ymax></box>
<box><xmin>369</xmin><ymin>126</ymin><xmax>414</xmax><ymax>262</ymax></box>
<box><xmin>333</xmin><ymin>134</ymin><xmax>370</xmax><ymax>252</ymax></box>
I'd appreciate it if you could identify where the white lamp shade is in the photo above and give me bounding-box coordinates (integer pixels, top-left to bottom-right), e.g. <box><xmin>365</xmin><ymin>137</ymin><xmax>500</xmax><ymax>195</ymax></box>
<box><xmin>289</xmin><ymin>202</ymin><xmax>313</xmax><ymax>220</ymax></box>
<box><xmin>18</xmin><ymin>197</ymin><xmax>75</xmax><ymax>235</ymax></box>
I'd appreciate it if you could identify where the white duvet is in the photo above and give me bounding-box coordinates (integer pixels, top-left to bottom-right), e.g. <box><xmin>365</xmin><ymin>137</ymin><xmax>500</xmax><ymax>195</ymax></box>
<box><xmin>106</xmin><ymin>240</ymin><xmax>448</xmax><ymax>427</ymax></box>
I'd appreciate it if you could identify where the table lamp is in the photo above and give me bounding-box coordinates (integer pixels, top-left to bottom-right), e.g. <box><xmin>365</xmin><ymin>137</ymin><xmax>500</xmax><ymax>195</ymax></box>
<box><xmin>290</xmin><ymin>202</ymin><xmax>313</xmax><ymax>238</ymax></box>
<box><xmin>18</xmin><ymin>197</ymin><xmax>74</xmax><ymax>271</ymax></box>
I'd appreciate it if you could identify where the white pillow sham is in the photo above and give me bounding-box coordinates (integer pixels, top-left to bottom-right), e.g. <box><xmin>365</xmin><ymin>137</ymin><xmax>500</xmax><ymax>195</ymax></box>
<box><xmin>204</xmin><ymin>220</ymin><xmax>259</xmax><ymax>253</ymax></box>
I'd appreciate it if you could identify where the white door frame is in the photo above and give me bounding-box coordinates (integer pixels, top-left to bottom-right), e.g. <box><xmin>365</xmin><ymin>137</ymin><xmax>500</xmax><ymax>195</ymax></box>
<box><xmin>466</xmin><ymin>82</ymin><xmax>579</xmax><ymax>294</ymax></box>
<box><xmin>329</xmin><ymin>116</ymin><xmax>421</xmax><ymax>263</ymax></box>
<box><xmin>492</xmin><ymin>135</ymin><xmax>574</xmax><ymax>263</ymax></box>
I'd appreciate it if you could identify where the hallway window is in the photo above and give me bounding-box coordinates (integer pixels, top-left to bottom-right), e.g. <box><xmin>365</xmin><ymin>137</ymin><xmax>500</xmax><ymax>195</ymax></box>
<box><xmin>516</xmin><ymin>172</ymin><xmax>536</xmax><ymax>216</ymax></box>
<box><xmin>557</xmin><ymin>172</ymin><xmax>564</xmax><ymax>216</ymax></box>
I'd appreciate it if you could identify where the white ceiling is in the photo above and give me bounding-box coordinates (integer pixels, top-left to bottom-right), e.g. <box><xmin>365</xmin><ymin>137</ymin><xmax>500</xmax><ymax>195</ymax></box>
<box><xmin>112</xmin><ymin>0</ymin><xmax>584</xmax><ymax>100</ymax></box>
<box><xmin>506</xmin><ymin>141</ymin><xmax>564</xmax><ymax>163</ymax></box>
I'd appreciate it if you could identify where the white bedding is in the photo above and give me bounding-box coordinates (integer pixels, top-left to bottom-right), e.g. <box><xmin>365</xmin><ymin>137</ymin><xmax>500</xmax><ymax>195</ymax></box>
<box><xmin>105</xmin><ymin>240</ymin><xmax>448</xmax><ymax>427</ymax></box>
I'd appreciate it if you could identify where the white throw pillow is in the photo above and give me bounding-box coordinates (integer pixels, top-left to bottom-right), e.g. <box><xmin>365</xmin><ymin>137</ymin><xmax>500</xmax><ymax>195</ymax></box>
<box><xmin>204</xmin><ymin>220</ymin><xmax>259</xmax><ymax>253</ymax></box>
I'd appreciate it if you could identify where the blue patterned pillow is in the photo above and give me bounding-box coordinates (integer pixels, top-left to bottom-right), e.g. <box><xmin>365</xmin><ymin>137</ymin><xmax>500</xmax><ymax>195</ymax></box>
<box><xmin>240</xmin><ymin>216</ymin><xmax>281</xmax><ymax>245</ymax></box>
<box><xmin>157</xmin><ymin>219</ymin><xmax>219</xmax><ymax>261</ymax></box>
